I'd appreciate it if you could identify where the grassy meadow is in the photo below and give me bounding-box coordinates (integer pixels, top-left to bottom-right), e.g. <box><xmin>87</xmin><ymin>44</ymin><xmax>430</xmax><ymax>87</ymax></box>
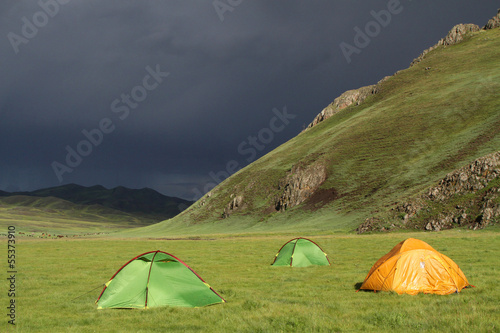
<box><xmin>2</xmin><ymin>227</ymin><xmax>499</xmax><ymax>332</ymax></box>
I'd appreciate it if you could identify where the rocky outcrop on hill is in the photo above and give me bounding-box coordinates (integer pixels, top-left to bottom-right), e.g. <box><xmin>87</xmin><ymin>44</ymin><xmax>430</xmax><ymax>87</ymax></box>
<box><xmin>418</xmin><ymin>151</ymin><xmax>500</xmax><ymax>231</ymax></box>
<box><xmin>305</xmin><ymin>85</ymin><xmax>377</xmax><ymax>130</ymax></box>
<box><xmin>411</xmin><ymin>9</ymin><xmax>499</xmax><ymax>67</ymax></box>
<box><xmin>411</xmin><ymin>24</ymin><xmax>480</xmax><ymax>66</ymax></box>
<box><xmin>439</xmin><ymin>24</ymin><xmax>481</xmax><ymax>46</ymax></box>
<box><xmin>222</xmin><ymin>194</ymin><xmax>244</xmax><ymax>218</ymax></box>
<box><xmin>307</xmin><ymin>23</ymin><xmax>487</xmax><ymax>131</ymax></box>
<box><xmin>221</xmin><ymin>161</ymin><xmax>329</xmax><ymax>217</ymax></box>
<box><xmin>307</xmin><ymin>10</ymin><xmax>498</xmax><ymax>131</ymax></box>
<box><xmin>426</xmin><ymin>152</ymin><xmax>499</xmax><ymax>201</ymax></box>
<box><xmin>484</xmin><ymin>8</ymin><xmax>500</xmax><ymax>29</ymax></box>
<box><xmin>275</xmin><ymin>162</ymin><xmax>327</xmax><ymax>211</ymax></box>
<box><xmin>304</xmin><ymin>75</ymin><xmax>392</xmax><ymax>131</ymax></box>
<box><xmin>357</xmin><ymin>151</ymin><xmax>500</xmax><ymax>233</ymax></box>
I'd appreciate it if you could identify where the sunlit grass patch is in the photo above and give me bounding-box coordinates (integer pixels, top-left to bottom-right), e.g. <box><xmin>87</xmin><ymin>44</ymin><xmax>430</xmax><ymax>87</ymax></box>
<box><xmin>2</xmin><ymin>230</ymin><xmax>497</xmax><ymax>332</ymax></box>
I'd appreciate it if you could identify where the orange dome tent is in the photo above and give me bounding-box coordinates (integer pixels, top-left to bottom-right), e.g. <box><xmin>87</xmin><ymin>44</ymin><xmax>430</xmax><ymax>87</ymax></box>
<box><xmin>359</xmin><ymin>238</ymin><xmax>471</xmax><ymax>295</ymax></box>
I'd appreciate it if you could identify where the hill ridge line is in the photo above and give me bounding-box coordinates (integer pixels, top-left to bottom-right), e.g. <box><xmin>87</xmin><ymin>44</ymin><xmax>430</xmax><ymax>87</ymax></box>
<box><xmin>304</xmin><ymin>10</ymin><xmax>500</xmax><ymax>131</ymax></box>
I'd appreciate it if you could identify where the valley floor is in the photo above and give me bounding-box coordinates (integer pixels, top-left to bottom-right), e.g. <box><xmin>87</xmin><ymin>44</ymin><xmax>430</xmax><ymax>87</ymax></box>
<box><xmin>2</xmin><ymin>228</ymin><xmax>499</xmax><ymax>332</ymax></box>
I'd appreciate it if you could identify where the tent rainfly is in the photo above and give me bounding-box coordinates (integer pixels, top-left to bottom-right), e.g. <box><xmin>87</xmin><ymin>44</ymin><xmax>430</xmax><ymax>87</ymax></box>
<box><xmin>96</xmin><ymin>250</ymin><xmax>225</xmax><ymax>309</ymax></box>
<box><xmin>359</xmin><ymin>238</ymin><xmax>471</xmax><ymax>295</ymax></box>
<box><xmin>271</xmin><ymin>237</ymin><xmax>330</xmax><ymax>267</ymax></box>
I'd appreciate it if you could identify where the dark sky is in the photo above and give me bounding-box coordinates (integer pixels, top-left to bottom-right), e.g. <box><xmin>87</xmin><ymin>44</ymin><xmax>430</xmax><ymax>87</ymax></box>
<box><xmin>0</xmin><ymin>1</ymin><xmax>497</xmax><ymax>200</ymax></box>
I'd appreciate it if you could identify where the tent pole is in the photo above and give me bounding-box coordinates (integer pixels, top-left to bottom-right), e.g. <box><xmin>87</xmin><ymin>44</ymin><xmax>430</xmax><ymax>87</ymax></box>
<box><xmin>144</xmin><ymin>250</ymin><xmax>160</xmax><ymax>309</ymax></box>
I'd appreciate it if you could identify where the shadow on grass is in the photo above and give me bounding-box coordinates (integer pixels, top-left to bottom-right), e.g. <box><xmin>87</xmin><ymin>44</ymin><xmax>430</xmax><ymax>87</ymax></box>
<box><xmin>354</xmin><ymin>282</ymin><xmax>376</xmax><ymax>292</ymax></box>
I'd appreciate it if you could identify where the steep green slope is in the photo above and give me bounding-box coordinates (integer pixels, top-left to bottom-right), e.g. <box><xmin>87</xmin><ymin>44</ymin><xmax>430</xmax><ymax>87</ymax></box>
<box><xmin>135</xmin><ymin>27</ymin><xmax>500</xmax><ymax>236</ymax></box>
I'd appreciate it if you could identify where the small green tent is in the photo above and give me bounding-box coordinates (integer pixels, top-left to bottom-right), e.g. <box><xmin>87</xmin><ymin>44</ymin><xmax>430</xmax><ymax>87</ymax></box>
<box><xmin>271</xmin><ymin>237</ymin><xmax>330</xmax><ymax>267</ymax></box>
<box><xmin>96</xmin><ymin>250</ymin><xmax>225</xmax><ymax>309</ymax></box>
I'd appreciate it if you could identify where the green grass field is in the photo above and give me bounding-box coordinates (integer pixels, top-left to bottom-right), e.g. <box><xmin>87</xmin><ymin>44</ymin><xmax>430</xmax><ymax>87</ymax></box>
<box><xmin>2</xmin><ymin>228</ymin><xmax>499</xmax><ymax>332</ymax></box>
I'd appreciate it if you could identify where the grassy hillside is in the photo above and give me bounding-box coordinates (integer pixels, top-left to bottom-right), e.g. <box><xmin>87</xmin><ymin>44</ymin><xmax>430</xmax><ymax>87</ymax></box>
<box><xmin>138</xmin><ymin>28</ymin><xmax>500</xmax><ymax>236</ymax></box>
<box><xmin>0</xmin><ymin>195</ymin><xmax>152</xmax><ymax>235</ymax></box>
<box><xmin>0</xmin><ymin>184</ymin><xmax>194</xmax><ymax>234</ymax></box>
<box><xmin>11</xmin><ymin>183</ymin><xmax>192</xmax><ymax>218</ymax></box>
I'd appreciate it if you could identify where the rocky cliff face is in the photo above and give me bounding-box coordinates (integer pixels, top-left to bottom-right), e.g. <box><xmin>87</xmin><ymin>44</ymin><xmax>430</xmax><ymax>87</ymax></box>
<box><xmin>426</xmin><ymin>152</ymin><xmax>499</xmax><ymax>201</ymax></box>
<box><xmin>304</xmin><ymin>75</ymin><xmax>393</xmax><ymax>131</ymax></box>
<box><xmin>438</xmin><ymin>24</ymin><xmax>481</xmax><ymax>46</ymax></box>
<box><xmin>357</xmin><ymin>151</ymin><xmax>500</xmax><ymax>233</ymax></box>
<box><xmin>419</xmin><ymin>151</ymin><xmax>500</xmax><ymax>231</ymax></box>
<box><xmin>274</xmin><ymin>162</ymin><xmax>327</xmax><ymax>211</ymax></box>
<box><xmin>304</xmin><ymin>85</ymin><xmax>378</xmax><ymax>130</ymax></box>
<box><xmin>484</xmin><ymin>8</ymin><xmax>500</xmax><ymax>29</ymax></box>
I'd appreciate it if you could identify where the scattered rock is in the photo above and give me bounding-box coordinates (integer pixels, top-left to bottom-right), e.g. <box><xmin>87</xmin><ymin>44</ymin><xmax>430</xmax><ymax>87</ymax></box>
<box><xmin>410</xmin><ymin>45</ymin><xmax>439</xmax><ymax>67</ymax></box>
<box><xmin>425</xmin><ymin>215</ymin><xmax>454</xmax><ymax>231</ymax></box>
<box><xmin>356</xmin><ymin>217</ymin><xmax>383</xmax><ymax>234</ymax></box>
<box><xmin>222</xmin><ymin>195</ymin><xmax>244</xmax><ymax>218</ymax></box>
<box><xmin>198</xmin><ymin>192</ymin><xmax>211</xmax><ymax>207</ymax></box>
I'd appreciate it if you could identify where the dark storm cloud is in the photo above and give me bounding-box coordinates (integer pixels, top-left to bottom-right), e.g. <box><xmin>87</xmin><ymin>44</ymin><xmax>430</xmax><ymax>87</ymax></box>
<box><xmin>0</xmin><ymin>0</ymin><xmax>497</xmax><ymax>198</ymax></box>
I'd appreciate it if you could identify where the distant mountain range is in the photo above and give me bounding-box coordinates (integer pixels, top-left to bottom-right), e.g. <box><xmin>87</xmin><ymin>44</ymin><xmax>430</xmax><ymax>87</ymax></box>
<box><xmin>0</xmin><ymin>183</ymin><xmax>193</xmax><ymax>224</ymax></box>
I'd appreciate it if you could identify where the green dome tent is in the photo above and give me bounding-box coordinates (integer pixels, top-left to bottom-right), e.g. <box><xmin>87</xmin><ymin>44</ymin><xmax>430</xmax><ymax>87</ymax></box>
<box><xmin>271</xmin><ymin>237</ymin><xmax>330</xmax><ymax>267</ymax></box>
<box><xmin>96</xmin><ymin>250</ymin><xmax>225</xmax><ymax>309</ymax></box>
